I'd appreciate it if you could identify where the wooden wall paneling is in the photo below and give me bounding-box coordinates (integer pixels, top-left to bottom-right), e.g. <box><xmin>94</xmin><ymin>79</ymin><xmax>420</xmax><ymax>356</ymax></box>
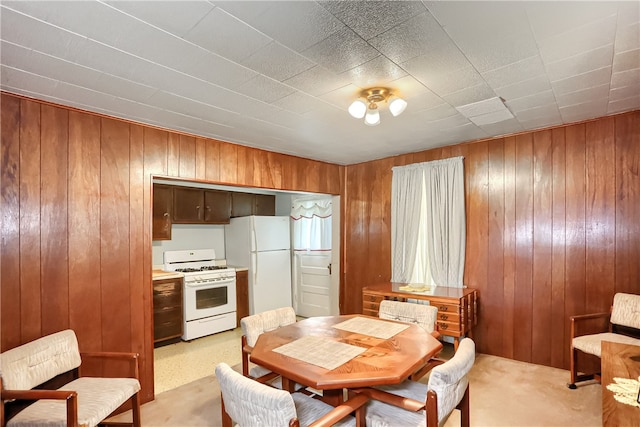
<box><xmin>585</xmin><ymin>118</ymin><xmax>616</xmax><ymax>312</ymax></box>
<box><xmin>218</xmin><ymin>142</ymin><xmax>238</xmax><ymax>184</ymax></box>
<box><xmin>263</xmin><ymin>151</ymin><xmax>283</xmax><ymax>189</ymax></box>
<box><xmin>564</xmin><ymin>124</ymin><xmax>587</xmax><ymax>321</ymax></box>
<box><xmin>615</xmin><ymin>112</ymin><xmax>640</xmax><ymax>294</ymax></box>
<box><xmin>370</xmin><ymin>158</ymin><xmax>393</xmax><ymax>286</ymax></box>
<box><xmin>236</xmin><ymin>145</ymin><xmax>254</xmax><ymax>186</ymax></box>
<box><xmin>19</xmin><ymin>99</ymin><xmax>42</xmax><ymax>343</ymax></box>
<box><xmin>40</xmin><ymin>104</ymin><xmax>69</xmax><ymax>336</ymax></box>
<box><xmin>513</xmin><ymin>133</ymin><xmax>533</xmax><ymax>362</ymax></box>
<box><xmin>502</xmin><ymin>136</ymin><xmax>517</xmax><ymax>360</ymax></box>
<box><xmin>465</xmin><ymin>141</ymin><xmax>489</xmax><ymax>351</ymax></box>
<box><xmin>1</xmin><ymin>94</ymin><xmax>22</xmax><ymax>349</ymax></box>
<box><xmin>486</xmin><ymin>138</ymin><xmax>505</xmax><ymax>356</ymax></box>
<box><xmin>68</xmin><ymin>111</ymin><xmax>103</xmax><ymax>357</ymax></box>
<box><xmin>204</xmin><ymin>138</ymin><xmax>221</xmax><ymax>183</ymax></box>
<box><xmin>531</xmin><ymin>130</ymin><xmax>553</xmax><ymax>366</ymax></box>
<box><xmin>167</xmin><ymin>133</ymin><xmax>180</xmax><ymax>177</ymax></box>
<box><xmin>305</xmin><ymin>161</ymin><xmax>321</xmax><ymax>194</ymax></box>
<box><xmin>142</xmin><ymin>125</ymin><xmax>170</xmax><ymax>400</ymax></box>
<box><xmin>100</xmin><ymin>118</ymin><xmax>131</xmax><ymax>357</ymax></box>
<box><xmin>178</xmin><ymin>134</ymin><xmax>196</xmax><ymax>179</ymax></box>
<box><xmin>550</xmin><ymin>128</ymin><xmax>567</xmax><ymax>369</ymax></box>
<box><xmin>129</xmin><ymin>123</ymin><xmax>148</xmax><ymax>398</ymax></box>
<box><xmin>143</xmin><ymin>127</ymin><xmax>169</xmax><ymax>176</ymax></box>
<box><xmin>344</xmin><ymin>163</ymin><xmax>368</xmax><ymax>314</ymax></box>
<box><xmin>194</xmin><ymin>137</ymin><xmax>207</xmax><ymax>181</ymax></box>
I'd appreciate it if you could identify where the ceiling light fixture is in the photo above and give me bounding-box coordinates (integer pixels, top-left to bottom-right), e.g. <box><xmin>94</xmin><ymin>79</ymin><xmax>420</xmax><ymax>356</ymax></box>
<box><xmin>348</xmin><ymin>88</ymin><xmax>407</xmax><ymax>126</ymax></box>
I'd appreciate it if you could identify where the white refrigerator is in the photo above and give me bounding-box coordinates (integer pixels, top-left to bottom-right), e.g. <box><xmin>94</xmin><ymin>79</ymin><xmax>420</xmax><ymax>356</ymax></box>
<box><xmin>225</xmin><ymin>216</ymin><xmax>293</xmax><ymax>315</ymax></box>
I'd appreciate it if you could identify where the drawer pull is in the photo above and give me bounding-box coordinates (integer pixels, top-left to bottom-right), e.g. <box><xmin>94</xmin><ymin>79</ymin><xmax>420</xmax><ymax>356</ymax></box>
<box><xmin>439</xmin><ymin>305</ymin><xmax>448</xmax><ymax>311</ymax></box>
<box><xmin>440</xmin><ymin>314</ymin><xmax>448</xmax><ymax>320</ymax></box>
<box><xmin>439</xmin><ymin>323</ymin><xmax>449</xmax><ymax>330</ymax></box>
<box><xmin>369</xmin><ymin>296</ymin><xmax>376</xmax><ymax>301</ymax></box>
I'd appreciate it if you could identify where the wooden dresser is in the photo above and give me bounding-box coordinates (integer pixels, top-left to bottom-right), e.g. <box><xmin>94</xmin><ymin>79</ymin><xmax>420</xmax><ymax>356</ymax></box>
<box><xmin>362</xmin><ymin>282</ymin><xmax>477</xmax><ymax>349</ymax></box>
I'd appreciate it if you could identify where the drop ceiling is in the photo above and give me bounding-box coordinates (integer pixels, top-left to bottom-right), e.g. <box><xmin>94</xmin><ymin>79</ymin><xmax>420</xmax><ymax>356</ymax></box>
<box><xmin>1</xmin><ymin>1</ymin><xmax>638</xmax><ymax>165</ymax></box>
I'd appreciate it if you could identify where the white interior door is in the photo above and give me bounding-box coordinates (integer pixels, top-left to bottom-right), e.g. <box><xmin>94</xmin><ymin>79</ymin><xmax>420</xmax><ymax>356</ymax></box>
<box><xmin>295</xmin><ymin>252</ymin><xmax>332</xmax><ymax>317</ymax></box>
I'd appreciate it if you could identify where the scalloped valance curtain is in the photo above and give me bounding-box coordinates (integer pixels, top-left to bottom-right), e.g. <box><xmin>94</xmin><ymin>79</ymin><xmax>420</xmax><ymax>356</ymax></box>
<box><xmin>290</xmin><ymin>196</ymin><xmax>332</xmax><ymax>251</ymax></box>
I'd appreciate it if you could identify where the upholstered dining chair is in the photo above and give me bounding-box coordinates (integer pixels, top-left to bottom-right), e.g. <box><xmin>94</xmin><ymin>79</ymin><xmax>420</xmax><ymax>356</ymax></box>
<box><xmin>378</xmin><ymin>299</ymin><xmax>441</xmax><ymax>379</ymax></box>
<box><xmin>378</xmin><ymin>300</ymin><xmax>438</xmax><ymax>334</ymax></box>
<box><xmin>568</xmin><ymin>292</ymin><xmax>640</xmax><ymax>388</ymax></box>
<box><xmin>240</xmin><ymin>306</ymin><xmax>297</xmax><ymax>384</ymax></box>
<box><xmin>353</xmin><ymin>337</ymin><xmax>475</xmax><ymax>427</ymax></box>
<box><xmin>215</xmin><ymin>363</ymin><xmax>368</xmax><ymax>427</ymax></box>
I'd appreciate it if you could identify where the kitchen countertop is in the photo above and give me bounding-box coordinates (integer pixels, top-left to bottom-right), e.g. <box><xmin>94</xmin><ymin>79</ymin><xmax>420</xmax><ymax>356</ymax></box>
<box><xmin>152</xmin><ymin>270</ymin><xmax>184</xmax><ymax>280</ymax></box>
<box><xmin>228</xmin><ymin>265</ymin><xmax>248</xmax><ymax>272</ymax></box>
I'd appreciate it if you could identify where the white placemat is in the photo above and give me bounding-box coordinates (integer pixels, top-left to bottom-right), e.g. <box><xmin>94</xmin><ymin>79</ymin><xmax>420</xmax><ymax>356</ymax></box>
<box><xmin>332</xmin><ymin>316</ymin><xmax>409</xmax><ymax>339</ymax></box>
<box><xmin>272</xmin><ymin>335</ymin><xmax>366</xmax><ymax>370</ymax></box>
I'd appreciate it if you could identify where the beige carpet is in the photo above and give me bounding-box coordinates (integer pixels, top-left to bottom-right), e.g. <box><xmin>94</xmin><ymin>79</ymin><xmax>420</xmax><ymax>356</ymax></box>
<box><xmin>109</xmin><ymin>351</ymin><xmax>602</xmax><ymax>426</ymax></box>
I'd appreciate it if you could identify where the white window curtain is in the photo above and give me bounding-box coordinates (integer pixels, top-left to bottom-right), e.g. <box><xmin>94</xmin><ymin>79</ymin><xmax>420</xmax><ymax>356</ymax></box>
<box><xmin>391</xmin><ymin>157</ymin><xmax>466</xmax><ymax>288</ymax></box>
<box><xmin>290</xmin><ymin>196</ymin><xmax>332</xmax><ymax>251</ymax></box>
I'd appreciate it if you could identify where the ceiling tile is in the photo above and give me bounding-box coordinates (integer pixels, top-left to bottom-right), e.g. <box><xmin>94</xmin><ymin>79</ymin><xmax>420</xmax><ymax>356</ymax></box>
<box><xmin>427</xmin><ymin>1</ymin><xmax>527</xmax><ymax>35</ymax></box>
<box><xmin>506</xmin><ymin>90</ymin><xmax>556</xmax><ymax>113</ymax></box>
<box><xmin>338</xmin><ymin>55</ymin><xmax>407</xmax><ymax>88</ymax></box>
<box><xmin>147</xmin><ymin>90</ymin><xmax>238</xmax><ymax>124</ymax></box>
<box><xmin>415</xmin><ymin>66</ymin><xmax>485</xmax><ymax>97</ymax></box>
<box><xmin>319</xmin><ymin>0</ymin><xmax>427</xmax><ymax>41</ymax></box>
<box><xmin>559</xmin><ymin>99</ymin><xmax>608</xmax><ymax>122</ymax></box>
<box><xmin>515</xmin><ymin>104</ymin><xmax>562</xmax><ymax>122</ymax></box>
<box><xmin>221</xmin><ymin>1</ymin><xmax>343</xmax><ymax>52</ymax></box>
<box><xmin>608</xmin><ymin>94</ymin><xmax>640</xmax><ymax>113</ymax></box>
<box><xmin>440</xmin><ymin>82</ymin><xmax>496</xmax><ymax>107</ymax></box>
<box><xmin>612</xmin><ymin>48</ymin><xmax>640</xmax><ymax>73</ymax></box>
<box><xmin>479</xmin><ymin>118</ymin><xmax>523</xmax><ymax>136</ymax></box>
<box><xmin>482</xmin><ymin>55</ymin><xmax>547</xmax><ymax>88</ymax></box>
<box><xmin>546</xmin><ymin>44</ymin><xmax>614</xmax><ymax>82</ymax></box>
<box><xmin>615</xmin><ymin>21</ymin><xmax>640</xmax><ymax>53</ymax></box>
<box><xmin>610</xmin><ymin>82</ymin><xmax>640</xmax><ymax>101</ymax></box>
<box><xmin>235</xmin><ymin>74</ymin><xmax>296</xmax><ymax>104</ymax></box>
<box><xmin>367</xmin><ymin>12</ymin><xmax>444</xmax><ymax>64</ymax></box>
<box><xmin>556</xmin><ymin>84</ymin><xmax>610</xmax><ymax>108</ymax></box>
<box><xmin>185</xmin><ymin>7</ymin><xmax>272</xmax><ymax>63</ymax></box>
<box><xmin>319</xmin><ymin>83</ymin><xmax>363</xmax><ymax>110</ymax></box>
<box><xmin>526</xmin><ymin>1</ymin><xmax>619</xmax><ymax>41</ymax></box>
<box><xmin>611</xmin><ymin>68</ymin><xmax>640</xmax><ymax>89</ymax></box>
<box><xmin>105</xmin><ymin>1</ymin><xmax>214</xmax><ymax>38</ymax></box>
<box><xmin>1</xmin><ymin>40</ymin><xmax>102</xmax><ymax>89</ymax></box>
<box><xmin>240</xmin><ymin>41</ymin><xmax>315</xmax><ymax>82</ymax></box>
<box><xmin>494</xmin><ymin>74</ymin><xmax>553</xmax><ymax>102</ymax></box>
<box><xmin>190</xmin><ymin>53</ymin><xmax>257</xmax><ymax>89</ymax></box>
<box><xmin>538</xmin><ymin>15</ymin><xmax>617</xmax><ymax>64</ymax></box>
<box><xmin>92</xmin><ymin>73</ymin><xmax>157</xmax><ymax>102</ymax></box>
<box><xmin>401</xmin><ymin>49</ymin><xmax>472</xmax><ymax>87</ymax></box>
<box><xmin>518</xmin><ymin>115</ymin><xmax>563</xmax><ymax>130</ymax></box>
<box><xmin>551</xmin><ymin>66</ymin><xmax>612</xmax><ymax>95</ymax></box>
<box><xmin>302</xmin><ymin>27</ymin><xmax>379</xmax><ymax>74</ymax></box>
<box><xmin>272</xmin><ymin>91</ymin><xmax>329</xmax><ymax>115</ymax></box>
<box><xmin>1</xmin><ymin>64</ymin><xmax>58</xmax><ymax>95</ymax></box>
<box><xmin>282</xmin><ymin>65</ymin><xmax>351</xmax><ymax>97</ymax></box>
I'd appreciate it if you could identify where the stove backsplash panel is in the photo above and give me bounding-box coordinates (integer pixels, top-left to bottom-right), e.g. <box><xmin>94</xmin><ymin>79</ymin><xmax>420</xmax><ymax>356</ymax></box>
<box><xmin>152</xmin><ymin>224</ymin><xmax>226</xmax><ymax>267</ymax></box>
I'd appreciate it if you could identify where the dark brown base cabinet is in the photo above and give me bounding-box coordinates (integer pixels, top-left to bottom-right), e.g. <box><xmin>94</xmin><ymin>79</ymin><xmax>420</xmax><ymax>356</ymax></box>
<box><xmin>235</xmin><ymin>270</ymin><xmax>249</xmax><ymax>325</ymax></box>
<box><xmin>153</xmin><ymin>277</ymin><xmax>183</xmax><ymax>344</ymax></box>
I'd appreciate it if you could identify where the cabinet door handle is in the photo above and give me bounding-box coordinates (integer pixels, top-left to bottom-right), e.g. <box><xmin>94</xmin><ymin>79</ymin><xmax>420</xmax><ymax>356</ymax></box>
<box><xmin>163</xmin><ymin>212</ymin><xmax>169</xmax><ymax>217</ymax></box>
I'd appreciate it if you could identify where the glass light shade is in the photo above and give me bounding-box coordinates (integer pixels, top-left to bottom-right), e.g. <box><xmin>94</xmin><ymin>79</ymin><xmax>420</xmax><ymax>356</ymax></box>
<box><xmin>348</xmin><ymin>100</ymin><xmax>367</xmax><ymax>119</ymax></box>
<box><xmin>389</xmin><ymin>96</ymin><xmax>407</xmax><ymax>117</ymax></box>
<box><xmin>364</xmin><ymin>104</ymin><xmax>380</xmax><ymax>126</ymax></box>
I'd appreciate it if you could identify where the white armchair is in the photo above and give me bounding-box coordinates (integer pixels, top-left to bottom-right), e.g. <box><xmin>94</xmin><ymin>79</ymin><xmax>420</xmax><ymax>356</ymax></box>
<box><xmin>215</xmin><ymin>363</ymin><xmax>368</xmax><ymax>427</ymax></box>
<box><xmin>240</xmin><ymin>306</ymin><xmax>297</xmax><ymax>385</ymax></box>
<box><xmin>353</xmin><ymin>337</ymin><xmax>475</xmax><ymax>427</ymax></box>
<box><xmin>568</xmin><ymin>292</ymin><xmax>640</xmax><ymax>388</ymax></box>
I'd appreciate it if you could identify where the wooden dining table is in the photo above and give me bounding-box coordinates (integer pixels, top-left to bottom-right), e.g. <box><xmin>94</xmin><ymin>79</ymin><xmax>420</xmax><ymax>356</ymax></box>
<box><xmin>250</xmin><ymin>314</ymin><xmax>443</xmax><ymax>406</ymax></box>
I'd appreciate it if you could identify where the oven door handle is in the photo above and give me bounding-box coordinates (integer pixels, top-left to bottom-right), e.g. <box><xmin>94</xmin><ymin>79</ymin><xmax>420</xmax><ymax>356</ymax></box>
<box><xmin>185</xmin><ymin>277</ymin><xmax>236</xmax><ymax>287</ymax></box>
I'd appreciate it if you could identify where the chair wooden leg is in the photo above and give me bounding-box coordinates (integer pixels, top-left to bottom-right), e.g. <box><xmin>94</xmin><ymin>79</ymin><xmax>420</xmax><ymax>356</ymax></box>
<box><xmin>131</xmin><ymin>393</ymin><xmax>141</xmax><ymax>427</ymax></box>
<box><xmin>568</xmin><ymin>346</ymin><xmax>578</xmax><ymax>389</ymax></box>
<box><xmin>457</xmin><ymin>385</ymin><xmax>470</xmax><ymax>427</ymax></box>
<box><xmin>221</xmin><ymin>395</ymin><xmax>232</xmax><ymax>427</ymax></box>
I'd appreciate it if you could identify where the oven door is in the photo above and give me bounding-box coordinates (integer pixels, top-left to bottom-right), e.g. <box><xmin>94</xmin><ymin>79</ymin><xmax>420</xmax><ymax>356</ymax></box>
<box><xmin>184</xmin><ymin>277</ymin><xmax>237</xmax><ymax>321</ymax></box>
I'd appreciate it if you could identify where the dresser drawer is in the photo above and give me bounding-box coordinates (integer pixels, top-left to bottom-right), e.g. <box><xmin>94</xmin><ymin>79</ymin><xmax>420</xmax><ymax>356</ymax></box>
<box><xmin>437</xmin><ymin>320</ymin><xmax>462</xmax><ymax>334</ymax></box>
<box><xmin>436</xmin><ymin>310</ymin><xmax>460</xmax><ymax>323</ymax></box>
<box><xmin>434</xmin><ymin>302</ymin><xmax>460</xmax><ymax>313</ymax></box>
<box><xmin>363</xmin><ymin>293</ymin><xmax>383</xmax><ymax>303</ymax></box>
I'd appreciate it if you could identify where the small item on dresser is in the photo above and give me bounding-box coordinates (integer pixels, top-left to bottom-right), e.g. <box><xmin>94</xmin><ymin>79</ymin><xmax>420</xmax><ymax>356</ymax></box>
<box><xmin>398</xmin><ymin>284</ymin><xmax>431</xmax><ymax>292</ymax></box>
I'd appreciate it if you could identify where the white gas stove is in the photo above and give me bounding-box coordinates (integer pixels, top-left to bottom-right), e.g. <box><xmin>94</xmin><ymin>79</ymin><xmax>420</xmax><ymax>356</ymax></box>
<box><xmin>163</xmin><ymin>249</ymin><xmax>237</xmax><ymax>340</ymax></box>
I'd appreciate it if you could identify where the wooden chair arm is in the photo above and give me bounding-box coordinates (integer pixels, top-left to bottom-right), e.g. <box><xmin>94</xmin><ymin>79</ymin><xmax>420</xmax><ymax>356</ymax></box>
<box><xmin>570</xmin><ymin>312</ymin><xmax>611</xmax><ymax>339</ymax></box>
<box><xmin>308</xmin><ymin>394</ymin><xmax>369</xmax><ymax>427</ymax></box>
<box><xmin>570</xmin><ymin>312</ymin><xmax>610</xmax><ymax>322</ymax></box>
<box><xmin>1</xmin><ymin>389</ymin><xmax>79</xmax><ymax>427</ymax></box>
<box><xmin>351</xmin><ymin>387</ymin><xmax>425</xmax><ymax>412</ymax></box>
<box><xmin>79</xmin><ymin>351</ymin><xmax>140</xmax><ymax>379</ymax></box>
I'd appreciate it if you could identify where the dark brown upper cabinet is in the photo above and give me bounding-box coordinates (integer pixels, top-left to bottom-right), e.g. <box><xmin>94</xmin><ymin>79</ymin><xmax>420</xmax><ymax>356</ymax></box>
<box><xmin>231</xmin><ymin>192</ymin><xmax>275</xmax><ymax>217</ymax></box>
<box><xmin>153</xmin><ymin>184</ymin><xmax>173</xmax><ymax>240</ymax></box>
<box><xmin>173</xmin><ymin>186</ymin><xmax>231</xmax><ymax>224</ymax></box>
